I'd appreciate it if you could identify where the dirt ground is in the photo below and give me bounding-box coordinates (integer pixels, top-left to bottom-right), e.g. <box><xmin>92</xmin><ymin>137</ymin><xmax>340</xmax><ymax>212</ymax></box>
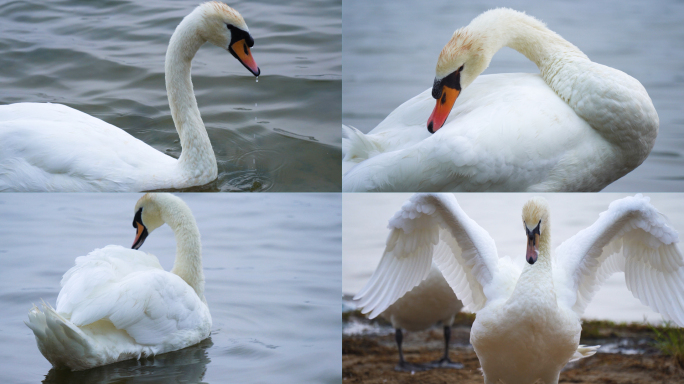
<box><xmin>343</xmin><ymin>315</ymin><xmax>684</xmax><ymax>384</ymax></box>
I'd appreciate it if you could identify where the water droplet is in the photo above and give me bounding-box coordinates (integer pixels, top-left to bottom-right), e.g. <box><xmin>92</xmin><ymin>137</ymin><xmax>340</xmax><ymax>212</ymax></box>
<box><xmin>255</xmin><ymin>76</ymin><xmax>259</xmax><ymax>83</ymax></box>
<box><xmin>253</xmin><ymin>159</ymin><xmax>255</xmax><ymax>165</ymax></box>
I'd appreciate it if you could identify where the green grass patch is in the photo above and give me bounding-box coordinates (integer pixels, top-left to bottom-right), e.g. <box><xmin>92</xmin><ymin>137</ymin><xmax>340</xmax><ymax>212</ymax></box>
<box><xmin>650</xmin><ymin>322</ymin><xmax>684</xmax><ymax>367</ymax></box>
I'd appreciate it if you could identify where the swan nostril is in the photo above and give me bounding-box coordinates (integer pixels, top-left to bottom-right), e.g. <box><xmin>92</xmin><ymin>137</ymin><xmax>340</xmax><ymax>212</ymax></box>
<box><xmin>243</xmin><ymin>42</ymin><xmax>249</xmax><ymax>55</ymax></box>
<box><xmin>441</xmin><ymin>92</ymin><xmax>447</xmax><ymax>105</ymax></box>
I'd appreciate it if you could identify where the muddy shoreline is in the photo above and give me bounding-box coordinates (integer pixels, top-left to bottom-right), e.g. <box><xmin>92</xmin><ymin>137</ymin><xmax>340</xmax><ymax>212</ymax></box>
<box><xmin>343</xmin><ymin>310</ymin><xmax>684</xmax><ymax>383</ymax></box>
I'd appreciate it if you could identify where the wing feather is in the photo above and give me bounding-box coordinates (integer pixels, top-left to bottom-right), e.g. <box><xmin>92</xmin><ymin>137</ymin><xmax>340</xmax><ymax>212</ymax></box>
<box><xmin>355</xmin><ymin>193</ymin><xmax>514</xmax><ymax>318</ymax></box>
<box><xmin>56</xmin><ymin>245</ymin><xmax>209</xmax><ymax>345</ymax></box>
<box><xmin>554</xmin><ymin>195</ymin><xmax>684</xmax><ymax>325</ymax></box>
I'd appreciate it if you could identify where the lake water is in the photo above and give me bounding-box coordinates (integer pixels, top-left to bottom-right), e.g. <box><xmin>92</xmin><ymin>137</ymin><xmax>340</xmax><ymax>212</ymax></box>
<box><xmin>343</xmin><ymin>193</ymin><xmax>684</xmax><ymax>324</ymax></box>
<box><xmin>0</xmin><ymin>0</ymin><xmax>341</xmax><ymax>192</ymax></box>
<box><xmin>342</xmin><ymin>0</ymin><xmax>684</xmax><ymax>191</ymax></box>
<box><xmin>0</xmin><ymin>193</ymin><xmax>341</xmax><ymax>384</ymax></box>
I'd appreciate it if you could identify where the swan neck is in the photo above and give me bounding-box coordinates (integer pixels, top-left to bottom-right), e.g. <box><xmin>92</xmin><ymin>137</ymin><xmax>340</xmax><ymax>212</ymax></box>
<box><xmin>165</xmin><ymin>12</ymin><xmax>217</xmax><ymax>180</ymax></box>
<box><xmin>161</xmin><ymin>203</ymin><xmax>206</xmax><ymax>302</ymax></box>
<box><xmin>471</xmin><ymin>11</ymin><xmax>588</xmax><ymax>89</ymax></box>
<box><xmin>514</xmin><ymin>230</ymin><xmax>555</xmax><ymax>303</ymax></box>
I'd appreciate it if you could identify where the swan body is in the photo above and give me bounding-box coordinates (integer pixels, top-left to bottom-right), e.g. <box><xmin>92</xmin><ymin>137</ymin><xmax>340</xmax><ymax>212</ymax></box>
<box><xmin>342</xmin><ymin>8</ymin><xmax>658</xmax><ymax>192</ymax></box>
<box><xmin>26</xmin><ymin>193</ymin><xmax>211</xmax><ymax>371</ymax></box>
<box><xmin>380</xmin><ymin>264</ymin><xmax>461</xmax><ymax>332</ymax></box>
<box><xmin>355</xmin><ymin>194</ymin><xmax>684</xmax><ymax>383</ymax></box>
<box><xmin>0</xmin><ymin>2</ymin><xmax>260</xmax><ymax>192</ymax></box>
<box><xmin>378</xmin><ymin>263</ymin><xmax>463</xmax><ymax>370</ymax></box>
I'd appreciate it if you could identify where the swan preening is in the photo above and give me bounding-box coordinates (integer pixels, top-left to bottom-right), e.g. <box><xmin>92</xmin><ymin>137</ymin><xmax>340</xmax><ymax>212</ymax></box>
<box><xmin>0</xmin><ymin>2</ymin><xmax>259</xmax><ymax>192</ymax></box>
<box><xmin>379</xmin><ymin>263</ymin><xmax>464</xmax><ymax>371</ymax></box>
<box><xmin>342</xmin><ymin>8</ymin><xmax>658</xmax><ymax>192</ymax></box>
<box><xmin>355</xmin><ymin>194</ymin><xmax>684</xmax><ymax>383</ymax></box>
<box><xmin>26</xmin><ymin>193</ymin><xmax>211</xmax><ymax>371</ymax></box>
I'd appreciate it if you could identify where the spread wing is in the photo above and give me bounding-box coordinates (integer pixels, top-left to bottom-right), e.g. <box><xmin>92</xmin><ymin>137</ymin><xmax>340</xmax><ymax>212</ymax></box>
<box><xmin>554</xmin><ymin>195</ymin><xmax>684</xmax><ymax>325</ymax></box>
<box><xmin>354</xmin><ymin>193</ymin><xmax>519</xmax><ymax>318</ymax></box>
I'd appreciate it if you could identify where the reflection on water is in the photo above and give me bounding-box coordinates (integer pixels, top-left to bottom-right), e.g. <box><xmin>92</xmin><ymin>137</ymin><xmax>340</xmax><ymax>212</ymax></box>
<box><xmin>343</xmin><ymin>0</ymin><xmax>684</xmax><ymax>191</ymax></box>
<box><xmin>44</xmin><ymin>339</ymin><xmax>213</xmax><ymax>384</ymax></box>
<box><xmin>0</xmin><ymin>0</ymin><xmax>341</xmax><ymax>192</ymax></box>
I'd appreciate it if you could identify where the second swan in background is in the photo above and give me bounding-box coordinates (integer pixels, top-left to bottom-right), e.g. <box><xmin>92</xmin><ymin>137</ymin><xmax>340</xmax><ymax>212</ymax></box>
<box><xmin>343</xmin><ymin>8</ymin><xmax>658</xmax><ymax>192</ymax></box>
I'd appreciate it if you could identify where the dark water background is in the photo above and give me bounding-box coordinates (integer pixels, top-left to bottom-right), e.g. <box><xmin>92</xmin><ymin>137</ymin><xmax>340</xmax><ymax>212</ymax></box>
<box><xmin>0</xmin><ymin>193</ymin><xmax>341</xmax><ymax>384</ymax></box>
<box><xmin>0</xmin><ymin>0</ymin><xmax>341</xmax><ymax>192</ymax></box>
<box><xmin>343</xmin><ymin>0</ymin><xmax>684</xmax><ymax>191</ymax></box>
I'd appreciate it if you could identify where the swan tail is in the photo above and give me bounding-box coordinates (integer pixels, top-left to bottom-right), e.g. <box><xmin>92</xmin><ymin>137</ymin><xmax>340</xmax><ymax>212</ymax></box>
<box><xmin>25</xmin><ymin>302</ymin><xmax>102</xmax><ymax>371</ymax></box>
<box><xmin>342</xmin><ymin>125</ymin><xmax>380</xmax><ymax>175</ymax></box>
<box><xmin>568</xmin><ymin>344</ymin><xmax>600</xmax><ymax>362</ymax></box>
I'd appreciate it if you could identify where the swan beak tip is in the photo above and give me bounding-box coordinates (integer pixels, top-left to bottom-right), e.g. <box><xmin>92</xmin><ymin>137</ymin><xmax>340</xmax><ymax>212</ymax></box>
<box><xmin>230</xmin><ymin>40</ymin><xmax>260</xmax><ymax>77</ymax></box>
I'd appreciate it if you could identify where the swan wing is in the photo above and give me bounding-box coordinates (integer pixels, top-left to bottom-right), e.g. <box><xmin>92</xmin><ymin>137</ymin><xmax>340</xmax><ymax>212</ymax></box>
<box><xmin>56</xmin><ymin>245</ymin><xmax>209</xmax><ymax>345</ymax></box>
<box><xmin>0</xmin><ymin>103</ymin><xmax>177</xmax><ymax>191</ymax></box>
<box><xmin>554</xmin><ymin>195</ymin><xmax>684</xmax><ymax>324</ymax></box>
<box><xmin>355</xmin><ymin>193</ymin><xmax>515</xmax><ymax>318</ymax></box>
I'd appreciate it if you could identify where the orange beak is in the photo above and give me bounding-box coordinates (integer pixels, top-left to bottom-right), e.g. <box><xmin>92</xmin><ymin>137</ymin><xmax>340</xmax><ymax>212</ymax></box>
<box><xmin>427</xmin><ymin>86</ymin><xmax>459</xmax><ymax>133</ymax></box>
<box><xmin>230</xmin><ymin>39</ymin><xmax>260</xmax><ymax>76</ymax></box>
<box><xmin>132</xmin><ymin>222</ymin><xmax>148</xmax><ymax>250</ymax></box>
<box><xmin>526</xmin><ymin>232</ymin><xmax>539</xmax><ymax>265</ymax></box>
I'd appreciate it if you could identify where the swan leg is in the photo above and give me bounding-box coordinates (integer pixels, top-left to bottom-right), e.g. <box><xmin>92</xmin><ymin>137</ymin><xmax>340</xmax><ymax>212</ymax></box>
<box><xmin>393</xmin><ymin>328</ymin><xmax>430</xmax><ymax>372</ymax></box>
<box><xmin>427</xmin><ymin>325</ymin><xmax>464</xmax><ymax>369</ymax></box>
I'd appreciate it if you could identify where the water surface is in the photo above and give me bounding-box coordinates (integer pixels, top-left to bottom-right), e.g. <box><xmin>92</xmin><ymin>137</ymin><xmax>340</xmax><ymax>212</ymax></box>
<box><xmin>0</xmin><ymin>193</ymin><xmax>341</xmax><ymax>384</ymax></box>
<box><xmin>0</xmin><ymin>0</ymin><xmax>341</xmax><ymax>191</ymax></box>
<box><xmin>343</xmin><ymin>0</ymin><xmax>684</xmax><ymax>191</ymax></box>
<box><xmin>343</xmin><ymin>193</ymin><xmax>684</xmax><ymax>324</ymax></box>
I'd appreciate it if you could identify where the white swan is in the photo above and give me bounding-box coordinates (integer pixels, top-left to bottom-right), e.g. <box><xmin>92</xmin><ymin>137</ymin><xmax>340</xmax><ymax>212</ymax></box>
<box><xmin>0</xmin><ymin>2</ymin><xmax>260</xmax><ymax>192</ymax></box>
<box><xmin>355</xmin><ymin>194</ymin><xmax>684</xmax><ymax>383</ymax></box>
<box><xmin>25</xmin><ymin>193</ymin><xmax>211</xmax><ymax>371</ymax></box>
<box><xmin>342</xmin><ymin>8</ymin><xmax>658</xmax><ymax>192</ymax></box>
<box><xmin>378</xmin><ymin>263</ymin><xmax>464</xmax><ymax>371</ymax></box>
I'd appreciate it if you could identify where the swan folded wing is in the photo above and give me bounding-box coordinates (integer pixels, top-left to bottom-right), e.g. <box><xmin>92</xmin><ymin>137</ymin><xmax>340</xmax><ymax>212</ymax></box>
<box><xmin>554</xmin><ymin>195</ymin><xmax>684</xmax><ymax>325</ymax></box>
<box><xmin>0</xmin><ymin>103</ymin><xmax>176</xmax><ymax>191</ymax></box>
<box><xmin>56</xmin><ymin>245</ymin><xmax>206</xmax><ymax>345</ymax></box>
<box><xmin>354</xmin><ymin>193</ymin><xmax>502</xmax><ymax>317</ymax></box>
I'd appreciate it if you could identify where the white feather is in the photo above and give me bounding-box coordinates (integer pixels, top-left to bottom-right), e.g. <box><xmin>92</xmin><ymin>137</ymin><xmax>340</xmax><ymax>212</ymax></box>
<box><xmin>0</xmin><ymin>3</ymin><xmax>257</xmax><ymax>192</ymax></box>
<box><xmin>25</xmin><ymin>193</ymin><xmax>211</xmax><ymax>371</ymax></box>
<box><xmin>355</xmin><ymin>193</ymin><xmax>683</xmax><ymax>383</ymax></box>
<box><xmin>342</xmin><ymin>9</ymin><xmax>658</xmax><ymax>192</ymax></box>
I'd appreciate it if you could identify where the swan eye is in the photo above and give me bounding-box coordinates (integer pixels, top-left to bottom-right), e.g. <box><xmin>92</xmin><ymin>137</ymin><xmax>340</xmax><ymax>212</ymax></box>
<box><xmin>458</xmin><ymin>65</ymin><xmax>464</xmax><ymax>72</ymax></box>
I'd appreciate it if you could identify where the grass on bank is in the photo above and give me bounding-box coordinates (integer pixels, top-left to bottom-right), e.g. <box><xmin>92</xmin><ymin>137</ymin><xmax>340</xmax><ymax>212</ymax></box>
<box><xmin>651</xmin><ymin>322</ymin><xmax>684</xmax><ymax>367</ymax></box>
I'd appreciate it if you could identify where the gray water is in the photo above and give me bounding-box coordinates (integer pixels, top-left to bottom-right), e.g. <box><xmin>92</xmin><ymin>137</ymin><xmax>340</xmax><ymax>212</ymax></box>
<box><xmin>0</xmin><ymin>193</ymin><xmax>341</xmax><ymax>384</ymax></box>
<box><xmin>343</xmin><ymin>193</ymin><xmax>684</xmax><ymax>324</ymax></box>
<box><xmin>343</xmin><ymin>0</ymin><xmax>684</xmax><ymax>191</ymax></box>
<box><xmin>0</xmin><ymin>0</ymin><xmax>341</xmax><ymax>192</ymax></box>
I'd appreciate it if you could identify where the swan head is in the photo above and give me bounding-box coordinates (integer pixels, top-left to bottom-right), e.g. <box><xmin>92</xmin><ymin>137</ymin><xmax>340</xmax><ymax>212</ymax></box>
<box><xmin>427</xmin><ymin>23</ymin><xmax>492</xmax><ymax>133</ymax></box>
<box><xmin>522</xmin><ymin>197</ymin><xmax>550</xmax><ymax>265</ymax></box>
<box><xmin>195</xmin><ymin>1</ymin><xmax>260</xmax><ymax>76</ymax></box>
<box><xmin>132</xmin><ymin>193</ymin><xmax>176</xmax><ymax>250</ymax></box>
<box><xmin>428</xmin><ymin>27</ymin><xmax>491</xmax><ymax>133</ymax></box>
